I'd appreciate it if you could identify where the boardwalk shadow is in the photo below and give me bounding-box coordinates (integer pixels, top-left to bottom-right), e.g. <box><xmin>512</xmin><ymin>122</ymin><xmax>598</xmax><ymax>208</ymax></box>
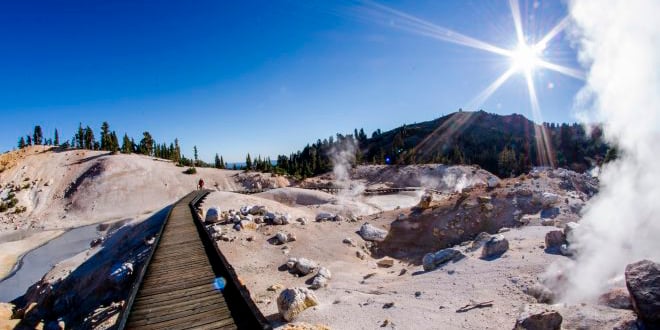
<box><xmin>13</xmin><ymin>206</ymin><xmax>171</xmax><ymax>329</ymax></box>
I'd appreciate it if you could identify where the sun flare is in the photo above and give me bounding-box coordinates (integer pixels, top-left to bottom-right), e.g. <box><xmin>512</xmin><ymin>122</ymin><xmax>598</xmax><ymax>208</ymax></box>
<box><xmin>510</xmin><ymin>43</ymin><xmax>541</xmax><ymax>73</ymax></box>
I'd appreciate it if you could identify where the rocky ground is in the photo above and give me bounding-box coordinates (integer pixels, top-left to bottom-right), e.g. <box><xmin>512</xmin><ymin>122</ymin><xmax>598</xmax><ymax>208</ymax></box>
<box><xmin>0</xmin><ymin>147</ymin><xmax>656</xmax><ymax>329</ymax></box>
<box><xmin>199</xmin><ymin>166</ymin><xmax>648</xmax><ymax>329</ymax></box>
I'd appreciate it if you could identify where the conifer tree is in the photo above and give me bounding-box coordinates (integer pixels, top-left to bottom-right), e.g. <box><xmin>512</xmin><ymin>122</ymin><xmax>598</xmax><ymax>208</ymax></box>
<box><xmin>76</xmin><ymin>124</ymin><xmax>84</xmax><ymax>149</ymax></box>
<box><xmin>220</xmin><ymin>156</ymin><xmax>225</xmax><ymax>169</ymax></box>
<box><xmin>100</xmin><ymin>122</ymin><xmax>110</xmax><ymax>151</ymax></box>
<box><xmin>121</xmin><ymin>134</ymin><xmax>132</xmax><ymax>154</ymax></box>
<box><xmin>214</xmin><ymin>153</ymin><xmax>221</xmax><ymax>169</ymax></box>
<box><xmin>110</xmin><ymin>131</ymin><xmax>119</xmax><ymax>153</ymax></box>
<box><xmin>18</xmin><ymin>137</ymin><xmax>25</xmax><ymax>149</ymax></box>
<box><xmin>27</xmin><ymin>135</ymin><xmax>32</xmax><ymax>146</ymax></box>
<box><xmin>84</xmin><ymin>126</ymin><xmax>94</xmax><ymax>149</ymax></box>
<box><xmin>33</xmin><ymin>125</ymin><xmax>43</xmax><ymax>145</ymax></box>
<box><xmin>193</xmin><ymin>146</ymin><xmax>198</xmax><ymax>166</ymax></box>
<box><xmin>139</xmin><ymin>132</ymin><xmax>154</xmax><ymax>155</ymax></box>
<box><xmin>245</xmin><ymin>153</ymin><xmax>252</xmax><ymax>170</ymax></box>
<box><xmin>54</xmin><ymin>129</ymin><xmax>59</xmax><ymax>146</ymax></box>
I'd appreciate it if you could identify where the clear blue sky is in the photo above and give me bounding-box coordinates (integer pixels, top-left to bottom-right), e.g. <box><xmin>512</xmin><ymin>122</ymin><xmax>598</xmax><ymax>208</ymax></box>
<box><xmin>0</xmin><ymin>0</ymin><xmax>583</xmax><ymax>162</ymax></box>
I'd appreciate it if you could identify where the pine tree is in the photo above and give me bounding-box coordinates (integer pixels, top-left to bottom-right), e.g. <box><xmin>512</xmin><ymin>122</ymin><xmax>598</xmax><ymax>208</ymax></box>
<box><xmin>193</xmin><ymin>146</ymin><xmax>199</xmax><ymax>166</ymax></box>
<box><xmin>76</xmin><ymin>123</ymin><xmax>84</xmax><ymax>149</ymax></box>
<box><xmin>100</xmin><ymin>121</ymin><xmax>110</xmax><ymax>151</ymax></box>
<box><xmin>27</xmin><ymin>135</ymin><xmax>32</xmax><ymax>146</ymax></box>
<box><xmin>121</xmin><ymin>134</ymin><xmax>132</xmax><ymax>154</ymax></box>
<box><xmin>173</xmin><ymin>139</ymin><xmax>181</xmax><ymax>164</ymax></box>
<box><xmin>139</xmin><ymin>132</ymin><xmax>154</xmax><ymax>155</ymax></box>
<box><xmin>33</xmin><ymin>125</ymin><xmax>43</xmax><ymax>145</ymax></box>
<box><xmin>220</xmin><ymin>156</ymin><xmax>225</xmax><ymax>169</ymax></box>
<box><xmin>110</xmin><ymin>131</ymin><xmax>119</xmax><ymax>153</ymax></box>
<box><xmin>245</xmin><ymin>153</ymin><xmax>252</xmax><ymax>170</ymax></box>
<box><xmin>214</xmin><ymin>153</ymin><xmax>221</xmax><ymax>169</ymax></box>
<box><xmin>18</xmin><ymin>137</ymin><xmax>26</xmax><ymax>149</ymax></box>
<box><xmin>54</xmin><ymin>129</ymin><xmax>59</xmax><ymax>146</ymax></box>
<box><xmin>84</xmin><ymin>126</ymin><xmax>94</xmax><ymax>149</ymax></box>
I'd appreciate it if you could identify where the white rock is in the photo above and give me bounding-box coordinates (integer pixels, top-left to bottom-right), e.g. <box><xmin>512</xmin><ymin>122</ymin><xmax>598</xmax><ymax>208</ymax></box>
<box><xmin>277</xmin><ymin>287</ymin><xmax>319</xmax><ymax>321</ymax></box>
<box><xmin>315</xmin><ymin>212</ymin><xmax>335</xmax><ymax>222</ymax></box>
<box><xmin>294</xmin><ymin>258</ymin><xmax>318</xmax><ymax>275</ymax></box>
<box><xmin>359</xmin><ymin>223</ymin><xmax>388</xmax><ymax>242</ymax></box>
<box><xmin>310</xmin><ymin>267</ymin><xmax>331</xmax><ymax>289</ymax></box>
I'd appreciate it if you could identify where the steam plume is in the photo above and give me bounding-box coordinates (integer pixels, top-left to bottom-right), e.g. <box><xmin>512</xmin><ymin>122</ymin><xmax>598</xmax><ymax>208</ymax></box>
<box><xmin>559</xmin><ymin>0</ymin><xmax>660</xmax><ymax>301</ymax></box>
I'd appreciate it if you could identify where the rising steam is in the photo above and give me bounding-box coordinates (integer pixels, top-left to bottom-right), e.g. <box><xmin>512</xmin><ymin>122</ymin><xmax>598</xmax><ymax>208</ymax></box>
<box><xmin>557</xmin><ymin>0</ymin><xmax>660</xmax><ymax>302</ymax></box>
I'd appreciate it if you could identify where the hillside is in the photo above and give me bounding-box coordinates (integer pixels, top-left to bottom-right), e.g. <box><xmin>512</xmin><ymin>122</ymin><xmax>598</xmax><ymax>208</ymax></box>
<box><xmin>275</xmin><ymin>110</ymin><xmax>610</xmax><ymax>179</ymax></box>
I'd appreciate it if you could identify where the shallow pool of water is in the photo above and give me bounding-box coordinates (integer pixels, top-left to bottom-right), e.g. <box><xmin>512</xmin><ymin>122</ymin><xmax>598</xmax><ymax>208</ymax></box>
<box><xmin>0</xmin><ymin>224</ymin><xmax>100</xmax><ymax>302</ymax></box>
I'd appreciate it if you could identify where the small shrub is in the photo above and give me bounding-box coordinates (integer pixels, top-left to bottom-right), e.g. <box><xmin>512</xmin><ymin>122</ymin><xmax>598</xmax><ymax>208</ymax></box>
<box><xmin>22</xmin><ymin>183</ymin><xmax>30</xmax><ymax>190</ymax></box>
<box><xmin>14</xmin><ymin>206</ymin><xmax>26</xmax><ymax>214</ymax></box>
<box><xmin>8</xmin><ymin>198</ymin><xmax>18</xmax><ymax>208</ymax></box>
<box><xmin>176</xmin><ymin>163</ymin><xmax>184</xmax><ymax>167</ymax></box>
<box><xmin>23</xmin><ymin>177</ymin><xmax>29</xmax><ymax>181</ymax></box>
<box><xmin>183</xmin><ymin>167</ymin><xmax>197</xmax><ymax>175</ymax></box>
<box><xmin>0</xmin><ymin>203</ymin><xmax>7</xmax><ymax>212</ymax></box>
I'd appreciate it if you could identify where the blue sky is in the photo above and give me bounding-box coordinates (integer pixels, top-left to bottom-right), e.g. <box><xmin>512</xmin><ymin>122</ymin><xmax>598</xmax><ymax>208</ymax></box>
<box><xmin>0</xmin><ymin>0</ymin><xmax>583</xmax><ymax>162</ymax></box>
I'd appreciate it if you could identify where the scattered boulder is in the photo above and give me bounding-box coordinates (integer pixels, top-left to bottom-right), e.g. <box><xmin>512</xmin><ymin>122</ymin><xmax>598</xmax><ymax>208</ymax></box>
<box><xmin>287</xmin><ymin>257</ymin><xmax>318</xmax><ymax>275</ymax></box>
<box><xmin>598</xmin><ymin>287</ymin><xmax>632</xmax><ymax>310</ymax></box>
<box><xmin>275</xmin><ymin>232</ymin><xmax>296</xmax><ymax>245</ymax></box>
<box><xmin>277</xmin><ymin>287</ymin><xmax>319</xmax><ymax>321</ymax></box>
<box><xmin>481</xmin><ymin>234</ymin><xmax>509</xmax><ymax>259</ymax></box>
<box><xmin>376</xmin><ymin>259</ymin><xmax>394</xmax><ymax>268</ymax></box>
<box><xmin>356</xmin><ymin>250</ymin><xmax>366</xmax><ymax>260</ymax></box>
<box><xmin>358</xmin><ymin>223</ymin><xmax>387</xmax><ymax>242</ymax></box>
<box><xmin>342</xmin><ymin>238</ymin><xmax>357</xmax><ymax>247</ymax></box>
<box><xmin>240</xmin><ymin>220</ymin><xmax>258</xmax><ymax>230</ymax></box>
<box><xmin>486</xmin><ymin>176</ymin><xmax>500</xmax><ymax>188</ymax></box>
<box><xmin>514</xmin><ymin>308</ymin><xmax>562</xmax><ymax>330</ymax></box>
<box><xmin>625</xmin><ymin>259</ymin><xmax>660</xmax><ymax>325</ymax></box>
<box><xmin>422</xmin><ymin>248</ymin><xmax>464</xmax><ymax>271</ymax></box>
<box><xmin>205</xmin><ymin>207</ymin><xmax>221</xmax><ymax>223</ymax></box>
<box><xmin>541</xmin><ymin>192</ymin><xmax>560</xmax><ymax>208</ymax></box>
<box><xmin>468</xmin><ymin>232</ymin><xmax>492</xmax><ymax>252</ymax></box>
<box><xmin>315</xmin><ymin>212</ymin><xmax>335</xmax><ymax>222</ymax></box>
<box><xmin>544</xmin><ymin>230</ymin><xmax>566</xmax><ymax>250</ymax></box>
<box><xmin>333</xmin><ymin>214</ymin><xmax>345</xmax><ymax>222</ymax></box>
<box><xmin>310</xmin><ymin>267</ymin><xmax>331</xmax><ymax>289</ymax></box>
<box><xmin>296</xmin><ymin>217</ymin><xmax>307</xmax><ymax>225</ymax></box>
<box><xmin>250</xmin><ymin>205</ymin><xmax>267</xmax><ymax>215</ymax></box>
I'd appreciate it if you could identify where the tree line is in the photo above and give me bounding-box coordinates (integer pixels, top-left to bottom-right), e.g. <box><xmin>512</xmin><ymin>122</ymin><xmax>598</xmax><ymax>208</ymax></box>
<box><xmin>16</xmin><ymin>122</ymin><xmax>229</xmax><ymax>170</ymax></box>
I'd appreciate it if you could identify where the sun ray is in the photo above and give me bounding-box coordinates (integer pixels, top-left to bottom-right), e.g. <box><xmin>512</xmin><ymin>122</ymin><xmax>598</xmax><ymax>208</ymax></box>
<box><xmin>360</xmin><ymin>1</ymin><xmax>512</xmax><ymax>57</ymax></box>
<box><xmin>525</xmin><ymin>71</ymin><xmax>555</xmax><ymax>167</ymax></box>
<box><xmin>467</xmin><ymin>67</ymin><xmax>517</xmax><ymax>110</ymax></box>
<box><xmin>535</xmin><ymin>16</ymin><xmax>569</xmax><ymax>50</ymax></box>
<box><xmin>509</xmin><ymin>0</ymin><xmax>525</xmax><ymax>43</ymax></box>
<box><xmin>537</xmin><ymin>60</ymin><xmax>586</xmax><ymax>80</ymax></box>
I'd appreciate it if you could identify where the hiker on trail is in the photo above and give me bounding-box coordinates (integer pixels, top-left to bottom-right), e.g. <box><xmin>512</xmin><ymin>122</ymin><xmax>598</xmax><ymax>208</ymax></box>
<box><xmin>198</xmin><ymin>178</ymin><xmax>204</xmax><ymax>190</ymax></box>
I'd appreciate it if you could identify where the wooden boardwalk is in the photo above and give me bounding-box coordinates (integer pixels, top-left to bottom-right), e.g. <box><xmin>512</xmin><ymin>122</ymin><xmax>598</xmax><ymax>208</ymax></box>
<box><xmin>121</xmin><ymin>190</ymin><xmax>268</xmax><ymax>329</ymax></box>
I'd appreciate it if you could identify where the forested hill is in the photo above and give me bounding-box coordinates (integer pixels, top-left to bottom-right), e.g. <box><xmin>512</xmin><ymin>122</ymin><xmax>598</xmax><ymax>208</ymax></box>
<box><xmin>274</xmin><ymin>110</ymin><xmax>613</xmax><ymax>178</ymax></box>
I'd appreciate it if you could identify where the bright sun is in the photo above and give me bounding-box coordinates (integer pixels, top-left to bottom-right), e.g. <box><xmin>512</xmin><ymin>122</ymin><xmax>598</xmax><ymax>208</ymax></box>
<box><xmin>510</xmin><ymin>43</ymin><xmax>541</xmax><ymax>72</ymax></box>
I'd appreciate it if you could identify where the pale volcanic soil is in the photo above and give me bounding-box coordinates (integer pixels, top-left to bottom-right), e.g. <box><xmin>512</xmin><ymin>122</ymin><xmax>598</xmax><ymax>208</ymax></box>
<box><xmin>0</xmin><ymin>146</ymin><xmax>289</xmax><ymax>279</ymax></box>
<box><xmin>201</xmin><ymin>167</ymin><xmax>635</xmax><ymax>329</ymax></box>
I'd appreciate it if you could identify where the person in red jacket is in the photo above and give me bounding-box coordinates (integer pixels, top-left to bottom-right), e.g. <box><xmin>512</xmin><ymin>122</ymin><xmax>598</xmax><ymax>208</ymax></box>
<box><xmin>198</xmin><ymin>178</ymin><xmax>204</xmax><ymax>190</ymax></box>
